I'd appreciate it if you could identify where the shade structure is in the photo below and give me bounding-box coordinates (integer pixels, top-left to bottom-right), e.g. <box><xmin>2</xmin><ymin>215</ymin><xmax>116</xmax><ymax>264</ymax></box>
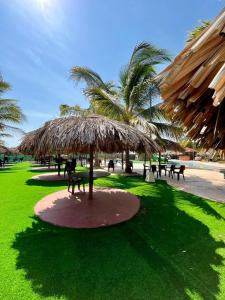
<box><xmin>19</xmin><ymin>129</ymin><xmax>41</xmax><ymax>156</ymax></box>
<box><xmin>19</xmin><ymin>115</ymin><xmax>160</xmax><ymax>199</ymax></box>
<box><xmin>155</xmin><ymin>138</ymin><xmax>184</xmax><ymax>153</ymax></box>
<box><xmin>0</xmin><ymin>144</ymin><xmax>11</xmax><ymax>155</ymax></box>
<box><xmin>158</xmin><ymin>8</ymin><xmax>225</xmax><ymax>150</ymax></box>
<box><xmin>9</xmin><ymin>147</ymin><xmax>21</xmax><ymax>155</ymax></box>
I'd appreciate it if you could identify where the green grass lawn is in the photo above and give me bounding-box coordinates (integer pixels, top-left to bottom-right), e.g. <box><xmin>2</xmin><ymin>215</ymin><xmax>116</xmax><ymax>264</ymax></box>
<box><xmin>1</xmin><ymin>163</ymin><xmax>225</xmax><ymax>300</ymax></box>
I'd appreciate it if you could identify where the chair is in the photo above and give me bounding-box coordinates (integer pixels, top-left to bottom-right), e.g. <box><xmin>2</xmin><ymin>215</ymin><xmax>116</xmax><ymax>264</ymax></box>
<box><xmin>67</xmin><ymin>170</ymin><xmax>85</xmax><ymax>194</ymax></box>
<box><xmin>128</xmin><ymin>161</ymin><xmax>133</xmax><ymax>172</ymax></box>
<box><xmin>108</xmin><ymin>160</ymin><xmax>114</xmax><ymax>172</ymax></box>
<box><xmin>174</xmin><ymin>165</ymin><xmax>185</xmax><ymax>181</ymax></box>
<box><xmin>168</xmin><ymin>164</ymin><xmax>176</xmax><ymax>178</ymax></box>
<box><xmin>0</xmin><ymin>159</ymin><xmax>3</xmax><ymax>168</ymax></box>
<box><xmin>151</xmin><ymin>165</ymin><xmax>159</xmax><ymax>178</ymax></box>
<box><xmin>125</xmin><ymin>161</ymin><xmax>133</xmax><ymax>173</ymax></box>
<box><xmin>64</xmin><ymin>160</ymin><xmax>76</xmax><ymax>178</ymax></box>
<box><xmin>158</xmin><ymin>165</ymin><xmax>166</xmax><ymax>177</ymax></box>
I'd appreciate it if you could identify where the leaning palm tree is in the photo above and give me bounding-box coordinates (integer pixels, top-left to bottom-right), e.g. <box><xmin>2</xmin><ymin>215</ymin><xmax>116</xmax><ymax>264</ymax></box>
<box><xmin>71</xmin><ymin>42</ymin><xmax>181</xmax><ymax>172</ymax></box>
<box><xmin>187</xmin><ymin>20</ymin><xmax>211</xmax><ymax>43</ymax></box>
<box><xmin>0</xmin><ymin>77</ymin><xmax>25</xmax><ymax>138</ymax></box>
<box><xmin>59</xmin><ymin>104</ymin><xmax>90</xmax><ymax>117</ymax></box>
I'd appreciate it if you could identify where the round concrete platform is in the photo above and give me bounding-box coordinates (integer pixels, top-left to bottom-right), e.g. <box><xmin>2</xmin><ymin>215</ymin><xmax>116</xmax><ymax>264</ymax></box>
<box><xmin>34</xmin><ymin>188</ymin><xmax>140</xmax><ymax>228</ymax></box>
<box><xmin>31</xmin><ymin>170</ymin><xmax>110</xmax><ymax>181</ymax></box>
<box><xmin>31</xmin><ymin>166</ymin><xmax>58</xmax><ymax>171</ymax></box>
<box><xmin>32</xmin><ymin>173</ymin><xmax>68</xmax><ymax>181</ymax></box>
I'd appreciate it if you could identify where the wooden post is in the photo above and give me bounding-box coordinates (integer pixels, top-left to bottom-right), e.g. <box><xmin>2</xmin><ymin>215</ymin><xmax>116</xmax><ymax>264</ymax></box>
<box><xmin>125</xmin><ymin>149</ymin><xmax>131</xmax><ymax>173</ymax></box>
<box><xmin>88</xmin><ymin>146</ymin><xmax>94</xmax><ymax>200</ymax></box>
<box><xmin>143</xmin><ymin>153</ymin><xmax>147</xmax><ymax>177</ymax></box>
<box><xmin>158</xmin><ymin>151</ymin><xmax>161</xmax><ymax>177</ymax></box>
<box><xmin>121</xmin><ymin>152</ymin><xmax>124</xmax><ymax>170</ymax></box>
<box><xmin>158</xmin><ymin>151</ymin><xmax>161</xmax><ymax>166</ymax></box>
<box><xmin>57</xmin><ymin>154</ymin><xmax>61</xmax><ymax>176</ymax></box>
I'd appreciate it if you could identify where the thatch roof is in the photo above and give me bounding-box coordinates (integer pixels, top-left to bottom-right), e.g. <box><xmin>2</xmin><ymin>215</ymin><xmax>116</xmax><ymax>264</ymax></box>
<box><xmin>19</xmin><ymin>115</ymin><xmax>160</xmax><ymax>156</ymax></box>
<box><xmin>0</xmin><ymin>144</ymin><xmax>11</xmax><ymax>154</ymax></box>
<box><xmin>158</xmin><ymin>8</ymin><xmax>225</xmax><ymax>150</ymax></box>
<box><xmin>18</xmin><ymin>129</ymin><xmax>41</xmax><ymax>155</ymax></box>
<box><xmin>9</xmin><ymin>147</ymin><xmax>21</xmax><ymax>155</ymax></box>
<box><xmin>156</xmin><ymin>138</ymin><xmax>184</xmax><ymax>153</ymax></box>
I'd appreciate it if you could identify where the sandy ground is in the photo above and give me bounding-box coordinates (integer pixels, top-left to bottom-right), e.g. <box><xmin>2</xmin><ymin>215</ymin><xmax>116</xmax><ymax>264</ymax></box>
<box><xmin>104</xmin><ymin>162</ymin><xmax>225</xmax><ymax>203</ymax></box>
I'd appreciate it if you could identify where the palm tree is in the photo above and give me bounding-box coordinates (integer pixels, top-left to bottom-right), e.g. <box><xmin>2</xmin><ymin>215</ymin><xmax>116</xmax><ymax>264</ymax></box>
<box><xmin>71</xmin><ymin>42</ymin><xmax>181</xmax><ymax>172</ymax></box>
<box><xmin>187</xmin><ymin>20</ymin><xmax>211</xmax><ymax>43</ymax></box>
<box><xmin>0</xmin><ymin>77</ymin><xmax>25</xmax><ymax>138</ymax></box>
<box><xmin>59</xmin><ymin>104</ymin><xmax>91</xmax><ymax>117</ymax></box>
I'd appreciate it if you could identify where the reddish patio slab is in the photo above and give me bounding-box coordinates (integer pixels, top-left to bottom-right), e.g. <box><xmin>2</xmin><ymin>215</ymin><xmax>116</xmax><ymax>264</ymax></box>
<box><xmin>34</xmin><ymin>188</ymin><xmax>140</xmax><ymax>228</ymax></box>
<box><xmin>31</xmin><ymin>170</ymin><xmax>110</xmax><ymax>181</ymax></box>
<box><xmin>32</xmin><ymin>173</ymin><xmax>67</xmax><ymax>181</ymax></box>
<box><xmin>31</xmin><ymin>167</ymin><xmax>58</xmax><ymax>171</ymax></box>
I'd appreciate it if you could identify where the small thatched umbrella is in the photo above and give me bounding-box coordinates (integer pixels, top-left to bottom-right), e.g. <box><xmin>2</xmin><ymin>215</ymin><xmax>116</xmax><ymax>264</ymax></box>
<box><xmin>19</xmin><ymin>129</ymin><xmax>41</xmax><ymax>156</ymax></box>
<box><xmin>154</xmin><ymin>138</ymin><xmax>184</xmax><ymax>164</ymax></box>
<box><xmin>9</xmin><ymin>147</ymin><xmax>20</xmax><ymax>155</ymax></box>
<box><xmin>20</xmin><ymin>115</ymin><xmax>160</xmax><ymax>199</ymax></box>
<box><xmin>0</xmin><ymin>144</ymin><xmax>11</xmax><ymax>154</ymax></box>
<box><xmin>158</xmin><ymin>8</ymin><xmax>225</xmax><ymax>151</ymax></box>
<box><xmin>156</xmin><ymin>138</ymin><xmax>184</xmax><ymax>153</ymax></box>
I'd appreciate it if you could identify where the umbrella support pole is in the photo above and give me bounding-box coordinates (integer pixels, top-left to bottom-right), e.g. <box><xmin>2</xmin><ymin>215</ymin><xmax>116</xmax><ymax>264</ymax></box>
<box><xmin>88</xmin><ymin>147</ymin><xmax>94</xmax><ymax>200</ymax></box>
<box><xmin>57</xmin><ymin>154</ymin><xmax>61</xmax><ymax>176</ymax></box>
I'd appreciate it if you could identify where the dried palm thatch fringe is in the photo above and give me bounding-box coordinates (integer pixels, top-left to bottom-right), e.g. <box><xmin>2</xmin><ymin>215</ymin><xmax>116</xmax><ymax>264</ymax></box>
<box><xmin>18</xmin><ymin>129</ymin><xmax>41</xmax><ymax>155</ymax></box>
<box><xmin>157</xmin><ymin>8</ymin><xmax>225</xmax><ymax>150</ymax></box>
<box><xmin>19</xmin><ymin>115</ymin><xmax>160</xmax><ymax>156</ymax></box>
<box><xmin>0</xmin><ymin>144</ymin><xmax>11</xmax><ymax>154</ymax></box>
<box><xmin>156</xmin><ymin>138</ymin><xmax>184</xmax><ymax>153</ymax></box>
<box><xmin>19</xmin><ymin>115</ymin><xmax>160</xmax><ymax>200</ymax></box>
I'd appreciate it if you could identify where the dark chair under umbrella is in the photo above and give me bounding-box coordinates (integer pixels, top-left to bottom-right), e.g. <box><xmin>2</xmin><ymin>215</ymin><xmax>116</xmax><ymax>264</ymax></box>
<box><xmin>64</xmin><ymin>160</ymin><xmax>76</xmax><ymax>178</ymax></box>
<box><xmin>108</xmin><ymin>160</ymin><xmax>114</xmax><ymax>172</ymax></box>
<box><xmin>168</xmin><ymin>164</ymin><xmax>176</xmax><ymax>178</ymax></box>
<box><xmin>174</xmin><ymin>165</ymin><xmax>185</xmax><ymax>181</ymax></box>
<box><xmin>67</xmin><ymin>168</ymin><xmax>85</xmax><ymax>194</ymax></box>
<box><xmin>151</xmin><ymin>165</ymin><xmax>159</xmax><ymax>178</ymax></box>
<box><xmin>158</xmin><ymin>164</ymin><xmax>167</xmax><ymax>177</ymax></box>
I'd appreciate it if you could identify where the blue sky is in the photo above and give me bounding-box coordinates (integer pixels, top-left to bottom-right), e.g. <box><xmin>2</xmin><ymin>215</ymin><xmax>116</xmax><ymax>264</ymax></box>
<box><xmin>0</xmin><ymin>0</ymin><xmax>224</xmax><ymax>146</ymax></box>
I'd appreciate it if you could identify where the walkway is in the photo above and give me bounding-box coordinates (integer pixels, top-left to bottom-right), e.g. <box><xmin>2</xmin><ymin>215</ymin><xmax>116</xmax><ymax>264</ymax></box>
<box><xmin>106</xmin><ymin>163</ymin><xmax>225</xmax><ymax>203</ymax></box>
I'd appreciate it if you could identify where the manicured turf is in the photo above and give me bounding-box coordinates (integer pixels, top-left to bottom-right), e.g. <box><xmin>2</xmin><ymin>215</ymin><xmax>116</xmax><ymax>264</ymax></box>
<box><xmin>1</xmin><ymin>163</ymin><xmax>225</xmax><ymax>299</ymax></box>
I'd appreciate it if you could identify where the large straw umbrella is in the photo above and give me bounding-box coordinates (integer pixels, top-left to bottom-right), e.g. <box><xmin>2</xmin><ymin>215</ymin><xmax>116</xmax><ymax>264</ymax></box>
<box><xmin>0</xmin><ymin>144</ymin><xmax>11</xmax><ymax>154</ymax></box>
<box><xmin>20</xmin><ymin>115</ymin><xmax>160</xmax><ymax>199</ymax></box>
<box><xmin>157</xmin><ymin>8</ymin><xmax>225</xmax><ymax>151</ymax></box>
<box><xmin>19</xmin><ymin>129</ymin><xmax>41</xmax><ymax>156</ymax></box>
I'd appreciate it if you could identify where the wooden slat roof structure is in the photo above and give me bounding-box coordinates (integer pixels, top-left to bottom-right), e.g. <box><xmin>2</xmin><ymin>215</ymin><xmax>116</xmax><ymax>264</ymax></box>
<box><xmin>158</xmin><ymin>8</ymin><xmax>225</xmax><ymax>150</ymax></box>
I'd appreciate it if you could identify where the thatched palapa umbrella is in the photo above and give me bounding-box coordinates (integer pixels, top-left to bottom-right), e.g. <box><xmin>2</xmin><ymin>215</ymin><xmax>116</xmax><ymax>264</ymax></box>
<box><xmin>156</xmin><ymin>138</ymin><xmax>184</xmax><ymax>153</ymax></box>
<box><xmin>19</xmin><ymin>129</ymin><xmax>41</xmax><ymax>156</ymax></box>
<box><xmin>158</xmin><ymin>8</ymin><xmax>225</xmax><ymax>151</ymax></box>
<box><xmin>0</xmin><ymin>144</ymin><xmax>11</xmax><ymax>155</ymax></box>
<box><xmin>20</xmin><ymin>115</ymin><xmax>159</xmax><ymax>199</ymax></box>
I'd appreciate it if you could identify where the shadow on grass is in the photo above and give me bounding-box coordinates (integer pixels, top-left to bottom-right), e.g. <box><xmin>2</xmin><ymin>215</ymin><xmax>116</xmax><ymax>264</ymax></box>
<box><xmin>26</xmin><ymin>179</ymin><xmax>68</xmax><ymax>188</ymax></box>
<box><xmin>12</xmin><ymin>179</ymin><xmax>225</xmax><ymax>300</ymax></box>
<box><xmin>28</xmin><ymin>169</ymin><xmax>58</xmax><ymax>174</ymax></box>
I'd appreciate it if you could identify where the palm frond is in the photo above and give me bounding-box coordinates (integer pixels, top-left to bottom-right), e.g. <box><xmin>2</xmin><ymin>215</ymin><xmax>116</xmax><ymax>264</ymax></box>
<box><xmin>137</xmin><ymin>103</ymin><xmax>163</xmax><ymax>120</ymax></box>
<box><xmin>152</xmin><ymin>121</ymin><xmax>183</xmax><ymax>139</ymax></box>
<box><xmin>0</xmin><ymin>100</ymin><xmax>26</xmax><ymax>123</ymax></box>
<box><xmin>85</xmin><ymin>87</ymin><xmax>124</xmax><ymax>120</ymax></box>
<box><xmin>131</xmin><ymin>116</ymin><xmax>158</xmax><ymax>135</ymax></box>
<box><xmin>70</xmin><ymin>66</ymin><xmax>108</xmax><ymax>89</ymax></box>
<box><xmin>129</xmin><ymin>42</ymin><xmax>171</xmax><ymax>67</ymax></box>
<box><xmin>0</xmin><ymin>80</ymin><xmax>11</xmax><ymax>94</ymax></box>
<box><xmin>124</xmin><ymin>63</ymin><xmax>155</xmax><ymax>107</ymax></box>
